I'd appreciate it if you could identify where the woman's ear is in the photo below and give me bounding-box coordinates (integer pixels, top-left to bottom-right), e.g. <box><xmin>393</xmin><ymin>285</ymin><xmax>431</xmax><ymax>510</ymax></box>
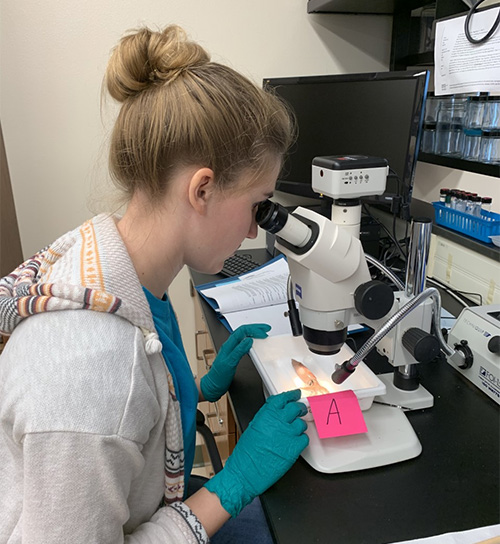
<box><xmin>188</xmin><ymin>168</ymin><xmax>216</xmax><ymax>215</ymax></box>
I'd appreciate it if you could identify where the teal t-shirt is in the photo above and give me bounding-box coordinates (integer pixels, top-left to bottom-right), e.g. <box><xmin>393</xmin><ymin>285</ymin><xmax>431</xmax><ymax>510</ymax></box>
<box><xmin>142</xmin><ymin>287</ymin><xmax>198</xmax><ymax>496</ymax></box>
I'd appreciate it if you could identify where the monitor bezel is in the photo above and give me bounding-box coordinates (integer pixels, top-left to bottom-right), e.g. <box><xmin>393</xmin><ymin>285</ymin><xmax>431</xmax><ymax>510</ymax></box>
<box><xmin>264</xmin><ymin>70</ymin><xmax>430</xmax><ymax>219</ymax></box>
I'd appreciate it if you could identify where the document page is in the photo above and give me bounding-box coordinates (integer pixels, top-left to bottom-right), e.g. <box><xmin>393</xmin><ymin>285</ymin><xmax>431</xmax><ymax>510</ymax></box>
<box><xmin>434</xmin><ymin>6</ymin><xmax>500</xmax><ymax>95</ymax></box>
<box><xmin>387</xmin><ymin>523</ymin><xmax>500</xmax><ymax>544</ymax></box>
<box><xmin>196</xmin><ymin>254</ymin><xmax>370</xmax><ymax>336</ymax></box>
<box><xmin>199</xmin><ymin>256</ymin><xmax>289</xmax><ymax>314</ymax></box>
<box><xmin>223</xmin><ymin>303</ymin><xmax>291</xmax><ymax>336</ymax></box>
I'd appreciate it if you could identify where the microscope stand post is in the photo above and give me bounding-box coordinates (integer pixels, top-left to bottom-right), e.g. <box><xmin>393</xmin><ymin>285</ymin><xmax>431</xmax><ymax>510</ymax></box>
<box><xmin>376</xmin><ymin>373</ymin><xmax>434</xmax><ymax>410</ymax></box>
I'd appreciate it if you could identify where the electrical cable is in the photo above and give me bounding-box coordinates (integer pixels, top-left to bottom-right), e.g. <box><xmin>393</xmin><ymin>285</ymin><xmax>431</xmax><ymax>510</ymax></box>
<box><xmin>404</xmin><ymin>219</ymin><xmax>409</xmax><ymax>252</ymax></box>
<box><xmin>460</xmin><ymin>292</ymin><xmax>484</xmax><ymax>305</ymax></box>
<box><xmin>388</xmin><ymin>167</ymin><xmax>410</xmax><ymax>254</ymax></box>
<box><xmin>426</xmin><ymin>276</ymin><xmax>477</xmax><ymax>307</ymax></box>
<box><xmin>392</xmin><ymin>212</ymin><xmax>398</xmax><ymax>252</ymax></box>
<box><xmin>361</xmin><ymin>165</ymin><xmax>409</xmax><ymax>263</ymax></box>
<box><xmin>464</xmin><ymin>0</ymin><xmax>500</xmax><ymax>44</ymax></box>
<box><xmin>389</xmin><ymin>167</ymin><xmax>410</xmax><ymax>220</ymax></box>
<box><xmin>362</xmin><ymin>203</ymin><xmax>408</xmax><ymax>261</ymax></box>
<box><xmin>389</xmin><ymin>167</ymin><xmax>406</xmax><ymax>189</ymax></box>
<box><xmin>429</xmin><ymin>276</ymin><xmax>483</xmax><ymax>305</ymax></box>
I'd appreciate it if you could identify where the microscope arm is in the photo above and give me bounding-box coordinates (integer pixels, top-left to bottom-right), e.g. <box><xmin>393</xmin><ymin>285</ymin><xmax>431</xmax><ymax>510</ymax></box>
<box><xmin>257</xmin><ymin>200</ymin><xmax>398</xmax><ymax>354</ymax></box>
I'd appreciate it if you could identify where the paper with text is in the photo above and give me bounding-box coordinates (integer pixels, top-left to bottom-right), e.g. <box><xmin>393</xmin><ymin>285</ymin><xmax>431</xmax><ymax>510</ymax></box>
<box><xmin>196</xmin><ymin>254</ymin><xmax>368</xmax><ymax>336</ymax></box>
<box><xmin>223</xmin><ymin>303</ymin><xmax>291</xmax><ymax>336</ymax></box>
<box><xmin>200</xmin><ymin>256</ymin><xmax>289</xmax><ymax>314</ymax></box>
<box><xmin>434</xmin><ymin>7</ymin><xmax>500</xmax><ymax>95</ymax></box>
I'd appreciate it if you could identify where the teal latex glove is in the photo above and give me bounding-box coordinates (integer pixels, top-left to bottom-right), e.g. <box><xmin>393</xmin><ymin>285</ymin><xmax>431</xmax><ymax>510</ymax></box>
<box><xmin>204</xmin><ymin>389</ymin><xmax>309</xmax><ymax>517</ymax></box>
<box><xmin>200</xmin><ymin>323</ymin><xmax>271</xmax><ymax>402</ymax></box>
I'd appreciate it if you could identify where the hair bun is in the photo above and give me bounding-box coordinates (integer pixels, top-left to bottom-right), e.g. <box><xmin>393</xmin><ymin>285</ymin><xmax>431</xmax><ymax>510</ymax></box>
<box><xmin>106</xmin><ymin>25</ymin><xmax>210</xmax><ymax>102</ymax></box>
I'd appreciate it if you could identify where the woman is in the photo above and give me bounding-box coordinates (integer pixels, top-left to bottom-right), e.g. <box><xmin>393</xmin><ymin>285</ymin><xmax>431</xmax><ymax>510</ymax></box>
<box><xmin>0</xmin><ymin>25</ymin><xmax>308</xmax><ymax>543</ymax></box>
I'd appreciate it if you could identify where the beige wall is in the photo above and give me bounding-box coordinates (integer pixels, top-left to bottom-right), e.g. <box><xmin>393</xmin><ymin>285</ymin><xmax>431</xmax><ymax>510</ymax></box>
<box><xmin>412</xmin><ymin>162</ymin><xmax>500</xmax><ymax>206</ymax></box>
<box><xmin>1</xmin><ymin>1</ymin><xmax>393</xmax><ymax>367</ymax></box>
<box><xmin>1</xmin><ymin>1</ymin><xmax>498</xmax><ymax>367</ymax></box>
<box><xmin>0</xmin><ymin>1</ymin><xmax>392</xmax><ymax>257</ymax></box>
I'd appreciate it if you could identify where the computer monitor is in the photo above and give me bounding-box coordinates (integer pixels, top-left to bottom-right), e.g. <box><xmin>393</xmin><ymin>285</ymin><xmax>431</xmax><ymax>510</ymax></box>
<box><xmin>264</xmin><ymin>70</ymin><xmax>429</xmax><ymax>220</ymax></box>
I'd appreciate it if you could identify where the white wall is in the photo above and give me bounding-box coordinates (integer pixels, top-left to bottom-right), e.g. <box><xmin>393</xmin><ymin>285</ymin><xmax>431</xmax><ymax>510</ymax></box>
<box><xmin>1</xmin><ymin>2</ymin><xmax>498</xmax><ymax>367</ymax></box>
<box><xmin>1</xmin><ymin>1</ymin><xmax>392</xmax><ymax>367</ymax></box>
<box><xmin>0</xmin><ymin>1</ymin><xmax>392</xmax><ymax>257</ymax></box>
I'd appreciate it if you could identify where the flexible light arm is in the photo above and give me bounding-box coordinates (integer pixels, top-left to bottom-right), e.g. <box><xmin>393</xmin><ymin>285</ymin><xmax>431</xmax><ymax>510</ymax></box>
<box><xmin>331</xmin><ymin>287</ymin><xmax>456</xmax><ymax>384</ymax></box>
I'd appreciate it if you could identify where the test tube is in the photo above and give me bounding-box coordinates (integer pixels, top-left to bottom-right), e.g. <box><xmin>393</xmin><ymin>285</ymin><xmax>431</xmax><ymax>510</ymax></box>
<box><xmin>463</xmin><ymin>193</ymin><xmax>470</xmax><ymax>214</ymax></box>
<box><xmin>439</xmin><ymin>188</ymin><xmax>450</xmax><ymax>204</ymax></box>
<box><xmin>450</xmin><ymin>190</ymin><xmax>458</xmax><ymax>209</ymax></box>
<box><xmin>472</xmin><ymin>195</ymin><xmax>482</xmax><ymax>217</ymax></box>
<box><xmin>481</xmin><ymin>196</ymin><xmax>492</xmax><ymax>216</ymax></box>
<box><xmin>456</xmin><ymin>191</ymin><xmax>466</xmax><ymax>212</ymax></box>
<box><xmin>464</xmin><ymin>193</ymin><xmax>473</xmax><ymax>214</ymax></box>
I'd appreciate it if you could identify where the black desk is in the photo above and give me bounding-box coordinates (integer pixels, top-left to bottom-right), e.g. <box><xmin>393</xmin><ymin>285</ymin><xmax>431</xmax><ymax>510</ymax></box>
<box><xmin>190</xmin><ymin>249</ymin><xmax>499</xmax><ymax>544</ymax></box>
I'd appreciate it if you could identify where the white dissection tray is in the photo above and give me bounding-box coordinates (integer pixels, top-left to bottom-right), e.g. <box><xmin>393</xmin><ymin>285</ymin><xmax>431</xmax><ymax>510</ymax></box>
<box><xmin>250</xmin><ymin>333</ymin><xmax>386</xmax><ymax>417</ymax></box>
<box><xmin>250</xmin><ymin>334</ymin><xmax>422</xmax><ymax>473</ymax></box>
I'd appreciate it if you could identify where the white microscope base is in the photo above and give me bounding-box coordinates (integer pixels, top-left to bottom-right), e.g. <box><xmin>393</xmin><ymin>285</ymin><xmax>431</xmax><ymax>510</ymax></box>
<box><xmin>376</xmin><ymin>373</ymin><xmax>434</xmax><ymax>410</ymax></box>
<box><xmin>301</xmin><ymin>403</ymin><xmax>421</xmax><ymax>473</ymax></box>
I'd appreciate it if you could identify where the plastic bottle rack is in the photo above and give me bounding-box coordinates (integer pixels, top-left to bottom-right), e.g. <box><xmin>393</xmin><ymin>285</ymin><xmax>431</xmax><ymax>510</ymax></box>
<box><xmin>432</xmin><ymin>202</ymin><xmax>500</xmax><ymax>243</ymax></box>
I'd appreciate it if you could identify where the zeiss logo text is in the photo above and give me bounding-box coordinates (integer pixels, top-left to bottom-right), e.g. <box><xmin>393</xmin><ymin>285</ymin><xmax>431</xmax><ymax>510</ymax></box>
<box><xmin>295</xmin><ymin>284</ymin><xmax>302</xmax><ymax>299</ymax></box>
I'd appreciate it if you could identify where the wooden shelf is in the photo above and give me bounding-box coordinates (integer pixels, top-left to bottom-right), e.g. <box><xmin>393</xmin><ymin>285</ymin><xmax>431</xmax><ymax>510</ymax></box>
<box><xmin>418</xmin><ymin>152</ymin><xmax>500</xmax><ymax>178</ymax></box>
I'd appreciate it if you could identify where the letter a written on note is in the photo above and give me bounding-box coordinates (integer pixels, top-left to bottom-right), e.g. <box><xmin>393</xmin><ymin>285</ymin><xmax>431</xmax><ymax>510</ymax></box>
<box><xmin>308</xmin><ymin>391</ymin><xmax>368</xmax><ymax>439</ymax></box>
<box><xmin>326</xmin><ymin>397</ymin><xmax>341</xmax><ymax>426</ymax></box>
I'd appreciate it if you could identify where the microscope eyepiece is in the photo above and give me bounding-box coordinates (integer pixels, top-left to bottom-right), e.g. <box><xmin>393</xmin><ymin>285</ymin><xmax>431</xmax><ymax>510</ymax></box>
<box><xmin>256</xmin><ymin>200</ymin><xmax>288</xmax><ymax>234</ymax></box>
<box><xmin>256</xmin><ymin>200</ymin><xmax>313</xmax><ymax>249</ymax></box>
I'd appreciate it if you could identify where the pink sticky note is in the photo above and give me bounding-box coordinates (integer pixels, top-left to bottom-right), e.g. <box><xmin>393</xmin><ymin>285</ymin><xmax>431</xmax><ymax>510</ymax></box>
<box><xmin>308</xmin><ymin>390</ymin><xmax>368</xmax><ymax>439</ymax></box>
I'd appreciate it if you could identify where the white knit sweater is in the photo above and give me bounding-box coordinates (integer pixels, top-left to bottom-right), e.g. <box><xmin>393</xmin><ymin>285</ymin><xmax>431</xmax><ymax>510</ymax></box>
<box><xmin>0</xmin><ymin>215</ymin><xmax>208</xmax><ymax>543</ymax></box>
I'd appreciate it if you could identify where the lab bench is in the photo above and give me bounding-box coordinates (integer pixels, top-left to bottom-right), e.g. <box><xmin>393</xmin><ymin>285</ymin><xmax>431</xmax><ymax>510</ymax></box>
<box><xmin>190</xmin><ymin>248</ymin><xmax>499</xmax><ymax>544</ymax></box>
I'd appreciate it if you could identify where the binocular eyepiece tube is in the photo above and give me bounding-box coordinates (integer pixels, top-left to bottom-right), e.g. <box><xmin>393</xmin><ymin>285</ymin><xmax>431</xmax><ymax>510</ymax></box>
<box><xmin>256</xmin><ymin>200</ymin><xmax>345</xmax><ymax>356</ymax></box>
<box><xmin>256</xmin><ymin>200</ymin><xmax>312</xmax><ymax>249</ymax></box>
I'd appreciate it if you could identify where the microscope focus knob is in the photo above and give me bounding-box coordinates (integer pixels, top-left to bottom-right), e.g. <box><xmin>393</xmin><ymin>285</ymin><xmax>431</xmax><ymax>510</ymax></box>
<box><xmin>402</xmin><ymin>327</ymin><xmax>440</xmax><ymax>363</ymax></box>
<box><xmin>354</xmin><ymin>280</ymin><xmax>394</xmax><ymax>320</ymax></box>
<box><xmin>488</xmin><ymin>336</ymin><xmax>500</xmax><ymax>355</ymax></box>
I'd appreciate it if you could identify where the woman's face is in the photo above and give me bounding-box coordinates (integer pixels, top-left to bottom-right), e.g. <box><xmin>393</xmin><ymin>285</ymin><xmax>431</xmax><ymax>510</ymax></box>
<box><xmin>194</xmin><ymin>161</ymin><xmax>280</xmax><ymax>274</ymax></box>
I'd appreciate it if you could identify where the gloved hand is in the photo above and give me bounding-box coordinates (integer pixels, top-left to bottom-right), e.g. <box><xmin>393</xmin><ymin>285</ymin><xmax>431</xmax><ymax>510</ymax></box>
<box><xmin>200</xmin><ymin>323</ymin><xmax>271</xmax><ymax>402</ymax></box>
<box><xmin>204</xmin><ymin>389</ymin><xmax>309</xmax><ymax>517</ymax></box>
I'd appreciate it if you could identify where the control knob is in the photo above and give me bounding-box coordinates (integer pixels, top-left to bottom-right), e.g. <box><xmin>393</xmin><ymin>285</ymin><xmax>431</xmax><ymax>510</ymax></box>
<box><xmin>354</xmin><ymin>280</ymin><xmax>394</xmax><ymax>320</ymax></box>
<box><xmin>402</xmin><ymin>327</ymin><xmax>440</xmax><ymax>363</ymax></box>
<box><xmin>453</xmin><ymin>339</ymin><xmax>474</xmax><ymax>369</ymax></box>
<box><xmin>487</xmin><ymin>336</ymin><xmax>500</xmax><ymax>355</ymax></box>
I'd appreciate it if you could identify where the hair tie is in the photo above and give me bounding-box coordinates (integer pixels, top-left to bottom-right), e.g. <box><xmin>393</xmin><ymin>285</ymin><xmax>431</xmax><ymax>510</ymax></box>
<box><xmin>149</xmin><ymin>69</ymin><xmax>160</xmax><ymax>82</ymax></box>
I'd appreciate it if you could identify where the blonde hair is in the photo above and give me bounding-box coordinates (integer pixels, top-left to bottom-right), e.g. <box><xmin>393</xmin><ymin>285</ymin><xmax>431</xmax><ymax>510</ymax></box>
<box><xmin>104</xmin><ymin>25</ymin><xmax>294</xmax><ymax>202</ymax></box>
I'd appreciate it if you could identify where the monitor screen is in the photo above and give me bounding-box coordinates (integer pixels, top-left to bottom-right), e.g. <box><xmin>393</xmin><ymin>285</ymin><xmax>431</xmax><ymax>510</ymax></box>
<box><xmin>264</xmin><ymin>70</ymin><xmax>429</xmax><ymax>219</ymax></box>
